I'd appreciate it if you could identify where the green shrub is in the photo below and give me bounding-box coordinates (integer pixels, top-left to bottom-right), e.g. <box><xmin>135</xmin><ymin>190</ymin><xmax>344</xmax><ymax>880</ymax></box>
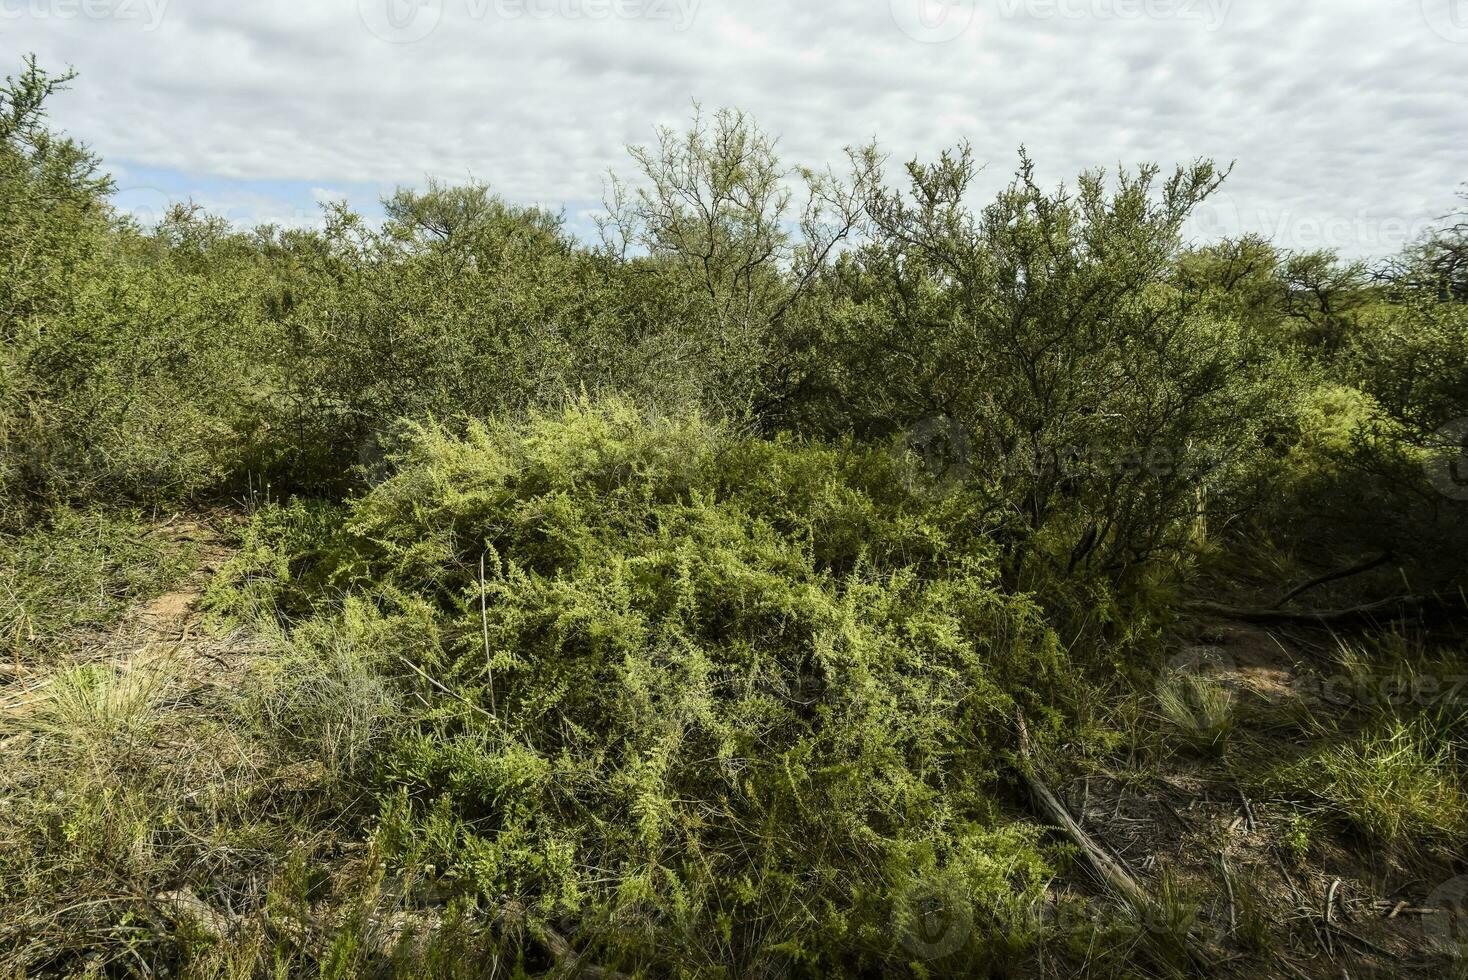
<box><xmin>1267</xmin><ymin>718</ymin><xmax>1465</xmax><ymax>856</ymax></box>
<box><xmin>244</xmin><ymin>601</ymin><xmax>402</xmax><ymax>785</ymax></box>
<box><xmin>202</xmin><ymin>497</ymin><xmax>348</xmax><ymax>627</ymax></box>
<box><xmin>1</xmin><ymin>60</ymin><xmax>270</xmax><ymax>517</ymax></box>
<box><xmin>1156</xmin><ymin>672</ymin><xmax>1236</xmax><ymax>756</ymax></box>
<box><xmin>215</xmin><ymin>401</ymin><xmax>1083</xmax><ymax>975</ymax></box>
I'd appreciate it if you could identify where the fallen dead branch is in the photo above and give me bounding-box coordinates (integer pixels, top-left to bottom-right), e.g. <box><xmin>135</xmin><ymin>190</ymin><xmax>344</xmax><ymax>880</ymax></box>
<box><xmin>1015</xmin><ymin>710</ymin><xmax>1219</xmax><ymax>972</ymax></box>
<box><xmin>1377</xmin><ymin>900</ymin><xmax>1439</xmax><ymax>919</ymax></box>
<box><xmin>1014</xmin><ymin>710</ymin><xmax>1151</xmax><ymax>909</ymax></box>
<box><xmin>1187</xmin><ymin>590</ymin><xmax>1466</xmax><ymax>627</ymax></box>
<box><xmin>1274</xmin><ymin>552</ymin><xmax>1393</xmax><ymax>608</ymax></box>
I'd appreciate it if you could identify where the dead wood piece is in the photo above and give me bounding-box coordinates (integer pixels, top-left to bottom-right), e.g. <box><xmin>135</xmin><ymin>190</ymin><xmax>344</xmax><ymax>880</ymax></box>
<box><xmin>1187</xmin><ymin>591</ymin><xmax>1464</xmax><ymax>627</ymax></box>
<box><xmin>1274</xmin><ymin>552</ymin><xmax>1393</xmax><ymax>608</ymax></box>
<box><xmin>1239</xmin><ymin>790</ymin><xmax>1257</xmax><ymax>832</ymax></box>
<box><xmin>1220</xmin><ymin>855</ymin><xmax>1237</xmax><ymax>935</ymax></box>
<box><xmin>1015</xmin><ymin>710</ymin><xmax>1150</xmax><ymax>909</ymax></box>
<box><xmin>1015</xmin><ymin>711</ymin><xmax>1221</xmax><ymax>972</ymax></box>
<box><xmin>1377</xmin><ymin>900</ymin><xmax>1437</xmax><ymax>918</ymax></box>
<box><xmin>497</xmin><ymin>901</ymin><xmax>631</xmax><ymax>980</ymax></box>
<box><xmin>154</xmin><ymin>890</ymin><xmax>235</xmax><ymax>940</ymax></box>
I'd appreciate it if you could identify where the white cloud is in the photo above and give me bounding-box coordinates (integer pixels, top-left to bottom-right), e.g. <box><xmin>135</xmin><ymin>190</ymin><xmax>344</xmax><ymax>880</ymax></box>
<box><xmin>8</xmin><ymin>0</ymin><xmax>1466</xmax><ymax>256</ymax></box>
<box><xmin>311</xmin><ymin>186</ymin><xmax>348</xmax><ymax>205</ymax></box>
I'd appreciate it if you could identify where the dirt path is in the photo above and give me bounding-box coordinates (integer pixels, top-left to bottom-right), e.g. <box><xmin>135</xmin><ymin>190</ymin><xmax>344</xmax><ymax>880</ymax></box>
<box><xmin>0</xmin><ymin>511</ymin><xmax>254</xmax><ymax>721</ymax></box>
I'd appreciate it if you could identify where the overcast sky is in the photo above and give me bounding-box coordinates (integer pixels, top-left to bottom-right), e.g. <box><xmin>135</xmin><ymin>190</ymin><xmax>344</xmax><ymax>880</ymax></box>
<box><xmin>6</xmin><ymin>0</ymin><xmax>1465</xmax><ymax>257</ymax></box>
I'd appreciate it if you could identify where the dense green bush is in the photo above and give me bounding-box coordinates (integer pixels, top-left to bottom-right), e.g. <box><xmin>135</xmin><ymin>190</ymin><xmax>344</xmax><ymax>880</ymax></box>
<box><xmin>209</xmin><ymin>402</ymin><xmax>1079</xmax><ymax>975</ymax></box>
<box><xmin>7</xmin><ymin>55</ymin><xmax>1463</xmax><ymax>604</ymax></box>
<box><xmin>249</xmin><ymin>185</ymin><xmax>601</xmax><ymax>489</ymax></box>
<box><xmin>782</xmin><ymin>148</ymin><xmax>1288</xmax><ymax>592</ymax></box>
<box><xmin>1</xmin><ymin>60</ymin><xmax>269</xmax><ymax>521</ymax></box>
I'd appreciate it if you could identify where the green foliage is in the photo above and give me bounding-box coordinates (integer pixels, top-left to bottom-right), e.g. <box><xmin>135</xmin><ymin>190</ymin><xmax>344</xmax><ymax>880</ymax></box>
<box><xmin>244</xmin><ymin>601</ymin><xmax>402</xmax><ymax>784</ymax></box>
<box><xmin>1</xmin><ymin>59</ymin><xmax>268</xmax><ymax>517</ymax></box>
<box><xmin>1268</xmin><ymin>718</ymin><xmax>1466</xmax><ymax>856</ymax></box>
<box><xmin>216</xmin><ymin>402</ymin><xmax>1076</xmax><ymax>975</ymax></box>
<box><xmin>598</xmin><ymin>105</ymin><xmax>876</xmax><ymax>423</ymax></box>
<box><xmin>1156</xmin><ymin>672</ymin><xmax>1236</xmax><ymax>756</ymax></box>
<box><xmin>793</xmin><ymin>147</ymin><xmax>1282</xmax><ymax>590</ymax></box>
<box><xmin>203</xmin><ymin>497</ymin><xmax>348</xmax><ymax>626</ymax></box>
<box><xmin>1256</xmin><ymin>636</ymin><xmax>1468</xmax><ymax>860</ymax></box>
<box><xmin>254</xmin><ymin>185</ymin><xmax>602</xmax><ymax>489</ymax></box>
<box><xmin>1347</xmin><ymin>293</ymin><xmax>1468</xmax><ymax>432</ymax></box>
<box><xmin>0</xmin><ymin>649</ymin><xmax>363</xmax><ymax>977</ymax></box>
<box><xmin>4</xmin><ymin>55</ymin><xmax>1464</xmax><ymax>606</ymax></box>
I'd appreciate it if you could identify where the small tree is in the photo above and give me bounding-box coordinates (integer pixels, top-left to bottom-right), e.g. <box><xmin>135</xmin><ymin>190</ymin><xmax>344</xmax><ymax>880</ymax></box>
<box><xmin>599</xmin><ymin>106</ymin><xmax>877</xmax><ymax>422</ymax></box>
<box><xmin>814</xmin><ymin>146</ymin><xmax>1277</xmax><ymax>585</ymax></box>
